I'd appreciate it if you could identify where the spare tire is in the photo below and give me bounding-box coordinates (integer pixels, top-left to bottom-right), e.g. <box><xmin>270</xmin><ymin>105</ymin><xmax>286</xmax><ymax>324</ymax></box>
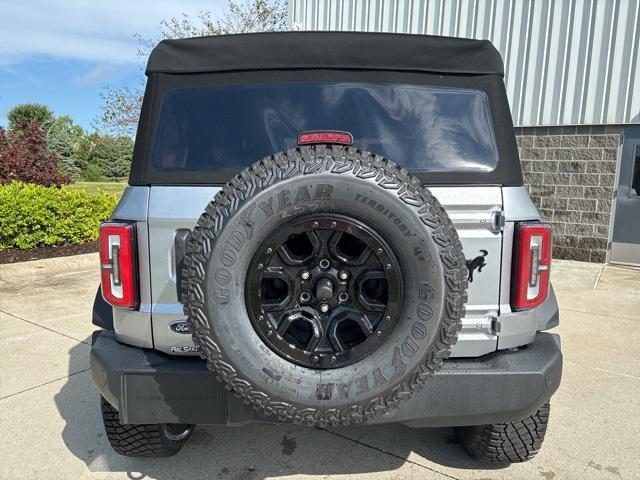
<box><xmin>181</xmin><ymin>145</ymin><xmax>467</xmax><ymax>426</ymax></box>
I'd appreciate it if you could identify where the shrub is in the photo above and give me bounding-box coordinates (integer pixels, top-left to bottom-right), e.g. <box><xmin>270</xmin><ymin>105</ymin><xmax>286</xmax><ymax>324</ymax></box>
<box><xmin>81</xmin><ymin>162</ymin><xmax>105</xmax><ymax>182</ymax></box>
<box><xmin>0</xmin><ymin>182</ymin><xmax>117</xmax><ymax>250</ymax></box>
<box><xmin>0</xmin><ymin>123</ymin><xmax>70</xmax><ymax>186</ymax></box>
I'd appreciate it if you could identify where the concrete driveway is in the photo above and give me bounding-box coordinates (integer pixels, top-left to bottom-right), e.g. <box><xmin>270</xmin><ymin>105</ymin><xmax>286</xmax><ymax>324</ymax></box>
<box><xmin>1</xmin><ymin>254</ymin><xmax>638</xmax><ymax>480</ymax></box>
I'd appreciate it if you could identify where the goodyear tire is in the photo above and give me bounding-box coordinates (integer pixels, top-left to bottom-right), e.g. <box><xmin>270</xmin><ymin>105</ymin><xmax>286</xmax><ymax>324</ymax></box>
<box><xmin>455</xmin><ymin>403</ymin><xmax>551</xmax><ymax>463</ymax></box>
<box><xmin>181</xmin><ymin>145</ymin><xmax>468</xmax><ymax>426</ymax></box>
<box><xmin>101</xmin><ymin>397</ymin><xmax>193</xmax><ymax>457</ymax></box>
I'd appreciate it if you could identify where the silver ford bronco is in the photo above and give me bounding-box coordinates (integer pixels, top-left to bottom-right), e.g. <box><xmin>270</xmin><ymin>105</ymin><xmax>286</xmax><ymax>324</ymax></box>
<box><xmin>91</xmin><ymin>32</ymin><xmax>562</xmax><ymax>463</ymax></box>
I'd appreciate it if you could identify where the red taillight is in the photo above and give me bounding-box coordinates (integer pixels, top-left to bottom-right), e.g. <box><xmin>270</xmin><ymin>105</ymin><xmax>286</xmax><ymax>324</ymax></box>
<box><xmin>99</xmin><ymin>222</ymin><xmax>138</xmax><ymax>309</ymax></box>
<box><xmin>512</xmin><ymin>223</ymin><xmax>552</xmax><ymax>311</ymax></box>
<box><xmin>297</xmin><ymin>131</ymin><xmax>353</xmax><ymax>146</ymax></box>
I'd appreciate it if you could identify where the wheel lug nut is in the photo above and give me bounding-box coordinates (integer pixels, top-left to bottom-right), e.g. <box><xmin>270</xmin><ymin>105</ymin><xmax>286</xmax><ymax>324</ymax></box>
<box><xmin>339</xmin><ymin>271</ymin><xmax>348</xmax><ymax>280</ymax></box>
<box><xmin>320</xmin><ymin>304</ymin><xmax>329</xmax><ymax>313</ymax></box>
<box><xmin>319</xmin><ymin>258</ymin><xmax>330</xmax><ymax>270</ymax></box>
<box><xmin>301</xmin><ymin>271</ymin><xmax>310</xmax><ymax>280</ymax></box>
<box><xmin>266</xmin><ymin>247</ymin><xmax>273</xmax><ymax>255</ymax></box>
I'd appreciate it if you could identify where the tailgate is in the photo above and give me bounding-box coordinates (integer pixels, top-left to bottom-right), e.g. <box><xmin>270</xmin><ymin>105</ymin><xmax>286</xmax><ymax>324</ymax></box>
<box><xmin>147</xmin><ymin>186</ymin><xmax>503</xmax><ymax>357</ymax></box>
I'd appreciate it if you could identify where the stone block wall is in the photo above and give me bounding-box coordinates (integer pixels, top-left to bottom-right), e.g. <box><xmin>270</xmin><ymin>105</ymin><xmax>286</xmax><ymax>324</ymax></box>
<box><xmin>514</xmin><ymin>125</ymin><xmax>622</xmax><ymax>263</ymax></box>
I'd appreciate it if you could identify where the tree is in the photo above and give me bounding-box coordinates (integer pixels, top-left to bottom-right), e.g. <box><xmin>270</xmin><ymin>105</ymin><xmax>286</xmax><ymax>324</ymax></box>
<box><xmin>136</xmin><ymin>0</ymin><xmax>287</xmax><ymax>54</ymax></box>
<box><xmin>47</xmin><ymin>116</ymin><xmax>85</xmax><ymax>178</ymax></box>
<box><xmin>95</xmin><ymin>135</ymin><xmax>134</xmax><ymax>179</ymax></box>
<box><xmin>7</xmin><ymin>104</ymin><xmax>54</xmax><ymax>133</ymax></box>
<box><xmin>76</xmin><ymin>133</ymin><xmax>134</xmax><ymax>180</ymax></box>
<box><xmin>0</xmin><ymin>123</ymin><xmax>70</xmax><ymax>186</ymax></box>
<box><xmin>98</xmin><ymin>0</ymin><xmax>287</xmax><ymax>136</ymax></box>
<box><xmin>98</xmin><ymin>86</ymin><xmax>142</xmax><ymax>138</ymax></box>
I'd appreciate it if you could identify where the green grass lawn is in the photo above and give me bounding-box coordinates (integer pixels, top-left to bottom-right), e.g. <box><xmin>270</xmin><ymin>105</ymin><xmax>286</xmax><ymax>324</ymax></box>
<box><xmin>70</xmin><ymin>181</ymin><xmax>128</xmax><ymax>199</ymax></box>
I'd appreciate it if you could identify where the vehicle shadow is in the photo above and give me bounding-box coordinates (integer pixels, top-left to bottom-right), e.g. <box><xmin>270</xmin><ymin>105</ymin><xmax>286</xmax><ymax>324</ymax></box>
<box><xmin>54</xmin><ymin>337</ymin><xmax>505</xmax><ymax>479</ymax></box>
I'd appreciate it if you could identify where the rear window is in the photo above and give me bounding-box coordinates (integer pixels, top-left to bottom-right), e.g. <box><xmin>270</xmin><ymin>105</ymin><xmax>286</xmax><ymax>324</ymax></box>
<box><xmin>152</xmin><ymin>82</ymin><xmax>498</xmax><ymax>173</ymax></box>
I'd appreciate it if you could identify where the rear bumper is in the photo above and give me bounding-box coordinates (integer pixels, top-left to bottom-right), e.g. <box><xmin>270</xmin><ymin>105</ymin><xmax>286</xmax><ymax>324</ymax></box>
<box><xmin>91</xmin><ymin>330</ymin><xmax>562</xmax><ymax>427</ymax></box>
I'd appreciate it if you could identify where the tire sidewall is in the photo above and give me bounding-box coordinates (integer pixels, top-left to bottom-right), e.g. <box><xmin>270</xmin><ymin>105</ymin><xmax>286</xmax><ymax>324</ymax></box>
<box><xmin>200</xmin><ymin>169</ymin><xmax>451</xmax><ymax>410</ymax></box>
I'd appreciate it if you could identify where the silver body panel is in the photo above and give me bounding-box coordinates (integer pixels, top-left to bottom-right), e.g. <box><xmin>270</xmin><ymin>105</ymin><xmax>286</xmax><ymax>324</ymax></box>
<box><xmin>111</xmin><ymin>186</ymin><xmax>149</xmax><ymax>222</ymax></box>
<box><xmin>494</xmin><ymin>199</ymin><xmax>551</xmax><ymax>350</ymax></box>
<box><xmin>502</xmin><ymin>187</ymin><xmax>541</xmax><ymax>222</ymax></box>
<box><xmin>111</xmin><ymin>187</ymin><xmax>153</xmax><ymax>348</ymax></box>
<box><xmin>148</xmin><ymin>186</ymin><xmax>221</xmax><ymax>354</ymax></box>
<box><xmin>429</xmin><ymin>187</ymin><xmax>502</xmax><ymax>357</ymax></box>
<box><xmin>109</xmin><ymin>184</ymin><xmax>554</xmax><ymax>357</ymax></box>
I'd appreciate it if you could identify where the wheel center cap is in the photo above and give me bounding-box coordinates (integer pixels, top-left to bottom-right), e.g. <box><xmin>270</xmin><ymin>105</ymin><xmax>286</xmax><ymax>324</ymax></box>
<box><xmin>315</xmin><ymin>277</ymin><xmax>334</xmax><ymax>301</ymax></box>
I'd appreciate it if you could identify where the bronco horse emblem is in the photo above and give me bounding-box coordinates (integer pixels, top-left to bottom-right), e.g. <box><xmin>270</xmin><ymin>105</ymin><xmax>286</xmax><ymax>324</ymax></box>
<box><xmin>465</xmin><ymin>249</ymin><xmax>488</xmax><ymax>282</ymax></box>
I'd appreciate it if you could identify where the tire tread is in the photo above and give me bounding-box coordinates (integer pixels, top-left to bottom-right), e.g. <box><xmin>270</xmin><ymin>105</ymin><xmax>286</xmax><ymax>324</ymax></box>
<box><xmin>100</xmin><ymin>397</ymin><xmax>189</xmax><ymax>457</ymax></box>
<box><xmin>457</xmin><ymin>403</ymin><xmax>551</xmax><ymax>464</ymax></box>
<box><xmin>181</xmin><ymin>145</ymin><xmax>468</xmax><ymax>427</ymax></box>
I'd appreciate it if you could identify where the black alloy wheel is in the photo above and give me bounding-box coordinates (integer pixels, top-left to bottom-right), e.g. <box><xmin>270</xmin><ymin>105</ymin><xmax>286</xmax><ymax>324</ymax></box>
<box><xmin>245</xmin><ymin>214</ymin><xmax>402</xmax><ymax>369</ymax></box>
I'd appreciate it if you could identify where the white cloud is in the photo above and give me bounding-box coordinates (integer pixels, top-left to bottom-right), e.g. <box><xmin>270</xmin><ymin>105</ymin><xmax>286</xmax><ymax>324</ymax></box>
<box><xmin>0</xmin><ymin>0</ymin><xmax>226</xmax><ymax>65</ymax></box>
<box><xmin>71</xmin><ymin>64</ymin><xmax>121</xmax><ymax>86</ymax></box>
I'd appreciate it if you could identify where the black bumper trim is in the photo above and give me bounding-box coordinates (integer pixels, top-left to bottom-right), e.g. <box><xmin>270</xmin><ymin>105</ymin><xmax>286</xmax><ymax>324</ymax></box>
<box><xmin>91</xmin><ymin>330</ymin><xmax>562</xmax><ymax>426</ymax></box>
<box><xmin>92</xmin><ymin>288</ymin><xmax>113</xmax><ymax>331</ymax></box>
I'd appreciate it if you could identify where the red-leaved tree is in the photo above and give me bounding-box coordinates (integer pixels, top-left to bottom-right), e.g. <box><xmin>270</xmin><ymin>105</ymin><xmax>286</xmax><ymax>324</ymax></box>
<box><xmin>0</xmin><ymin>122</ymin><xmax>70</xmax><ymax>186</ymax></box>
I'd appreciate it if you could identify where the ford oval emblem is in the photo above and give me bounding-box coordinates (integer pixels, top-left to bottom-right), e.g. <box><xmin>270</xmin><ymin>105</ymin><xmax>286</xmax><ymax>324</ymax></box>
<box><xmin>169</xmin><ymin>320</ymin><xmax>192</xmax><ymax>335</ymax></box>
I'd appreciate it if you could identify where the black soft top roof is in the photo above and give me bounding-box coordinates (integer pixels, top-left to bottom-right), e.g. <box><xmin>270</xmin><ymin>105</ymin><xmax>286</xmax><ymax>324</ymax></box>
<box><xmin>146</xmin><ymin>31</ymin><xmax>504</xmax><ymax>76</ymax></box>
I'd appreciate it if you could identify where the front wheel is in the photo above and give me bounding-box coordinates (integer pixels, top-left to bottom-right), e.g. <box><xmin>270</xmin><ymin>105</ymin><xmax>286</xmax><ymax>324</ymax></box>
<box><xmin>455</xmin><ymin>403</ymin><xmax>551</xmax><ymax>464</ymax></box>
<box><xmin>100</xmin><ymin>397</ymin><xmax>193</xmax><ymax>457</ymax></box>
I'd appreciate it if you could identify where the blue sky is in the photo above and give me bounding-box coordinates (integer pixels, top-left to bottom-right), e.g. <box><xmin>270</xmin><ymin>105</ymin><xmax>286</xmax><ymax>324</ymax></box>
<box><xmin>0</xmin><ymin>0</ymin><xmax>225</xmax><ymax>131</ymax></box>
